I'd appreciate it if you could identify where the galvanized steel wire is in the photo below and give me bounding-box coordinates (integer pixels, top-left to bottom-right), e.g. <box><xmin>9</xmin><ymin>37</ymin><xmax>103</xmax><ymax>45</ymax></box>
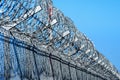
<box><xmin>0</xmin><ymin>0</ymin><xmax>120</xmax><ymax>80</ymax></box>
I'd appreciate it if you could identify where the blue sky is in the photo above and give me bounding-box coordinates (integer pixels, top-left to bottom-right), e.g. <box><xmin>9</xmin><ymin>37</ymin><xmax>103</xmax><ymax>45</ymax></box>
<box><xmin>52</xmin><ymin>0</ymin><xmax>120</xmax><ymax>71</ymax></box>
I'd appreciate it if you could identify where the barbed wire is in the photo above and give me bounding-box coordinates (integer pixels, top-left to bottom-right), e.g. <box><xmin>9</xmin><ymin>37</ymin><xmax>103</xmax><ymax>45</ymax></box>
<box><xmin>0</xmin><ymin>0</ymin><xmax>119</xmax><ymax>79</ymax></box>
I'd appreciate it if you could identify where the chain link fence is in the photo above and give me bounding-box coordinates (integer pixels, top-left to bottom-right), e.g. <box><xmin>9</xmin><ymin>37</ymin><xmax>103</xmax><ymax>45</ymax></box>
<box><xmin>0</xmin><ymin>30</ymin><xmax>106</xmax><ymax>80</ymax></box>
<box><xmin>0</xmin><ymin>0</ymin><xmax>120</xmax><ymax>80</ymax></box>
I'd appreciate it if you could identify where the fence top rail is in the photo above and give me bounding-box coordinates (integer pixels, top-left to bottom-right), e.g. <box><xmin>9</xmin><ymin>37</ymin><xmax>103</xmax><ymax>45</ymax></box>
<box><xmin>0</xmin><ymin>28</ymin><xmax>115</xmax><ymax>80</ymax></box>
<box><xmin>0</xmin><ymin>0</ymin><xmax>120</xmax><ymax>79</ymax></box>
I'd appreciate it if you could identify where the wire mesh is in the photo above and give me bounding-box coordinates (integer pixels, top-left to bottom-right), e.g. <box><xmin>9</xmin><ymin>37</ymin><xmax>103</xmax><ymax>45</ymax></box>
<box><xmin>0</xmin><ymin>0</ymin><xmax>120</xmax><ymax>80</ymax></box>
